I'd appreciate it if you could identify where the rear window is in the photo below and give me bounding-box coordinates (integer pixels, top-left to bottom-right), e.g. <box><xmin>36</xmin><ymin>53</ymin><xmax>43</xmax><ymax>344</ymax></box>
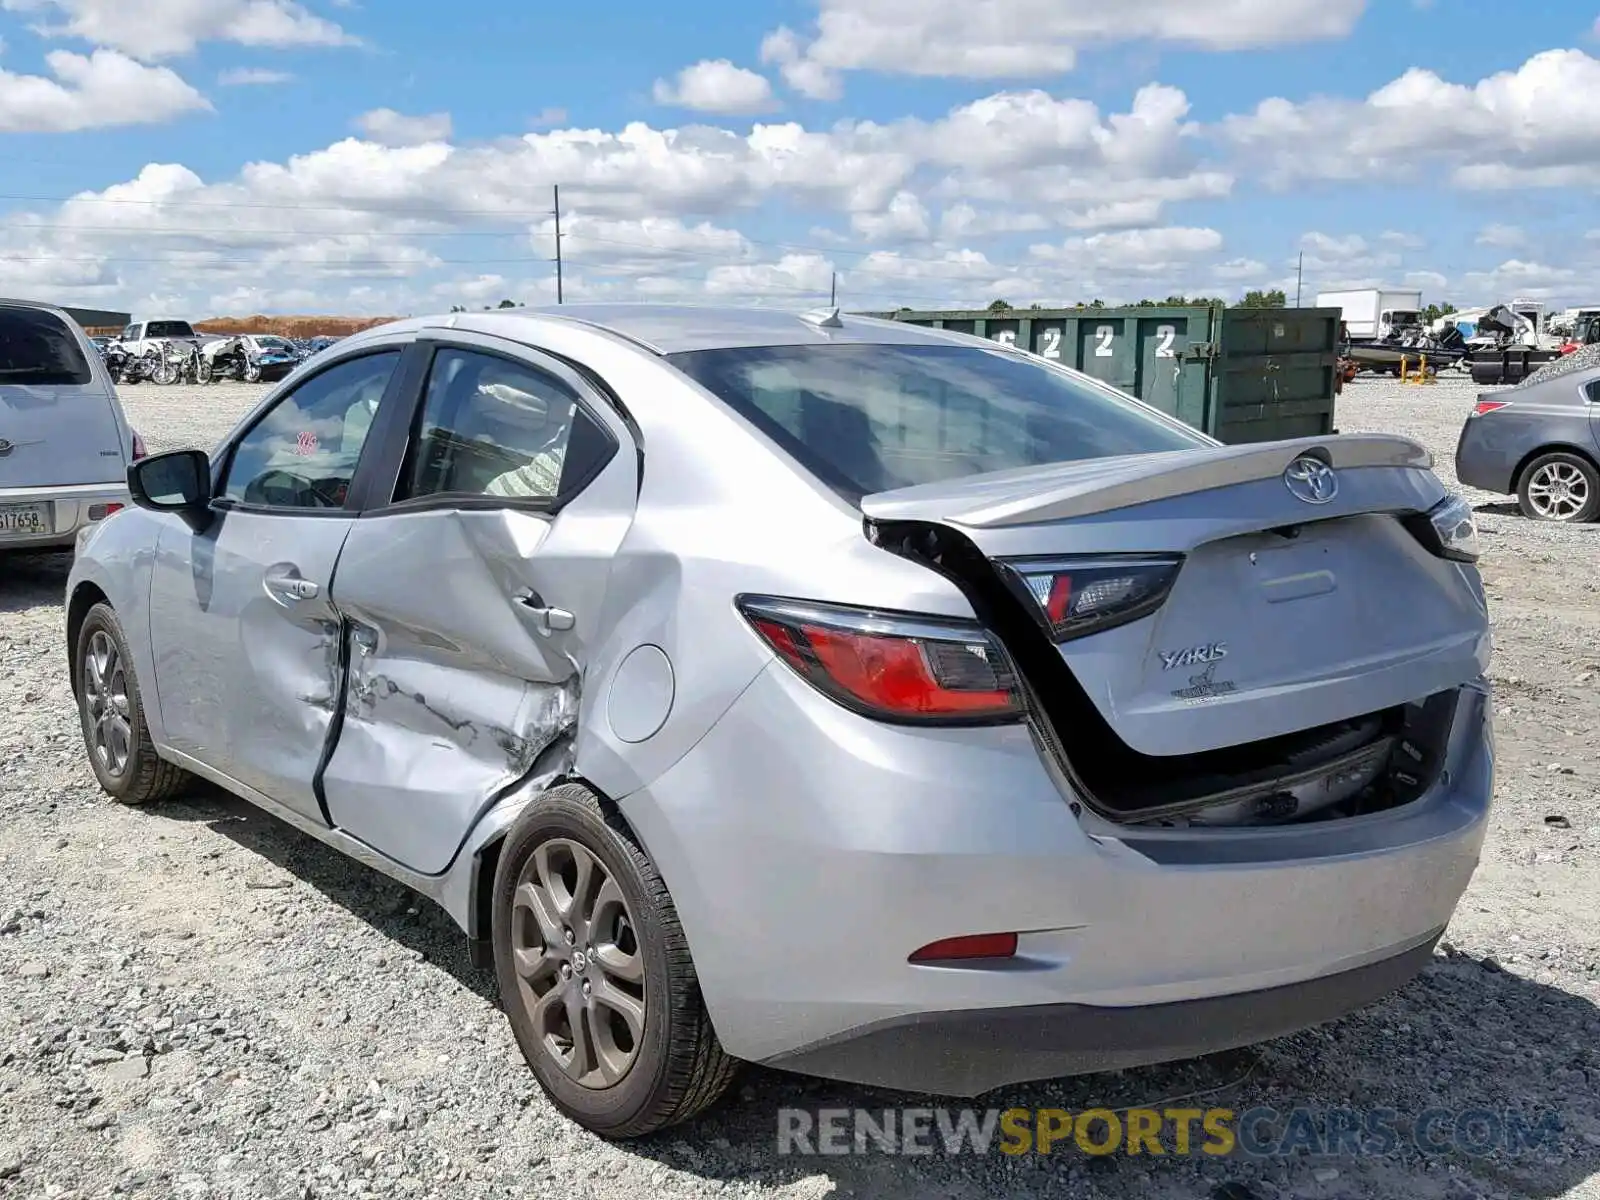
<box><xmin>146</xmin><ymin>321</ymin><xmax>196</xmax><ymax>338</ymax></box>
<box><xmin>668</xmin><ymin>343</ymin><xmax>1207</xmax><ymax>500</ymax></box>
<box><xmin>0</xmin><ymin>307</ymin><xmax>93</xmax><ymax>386</ymax></box>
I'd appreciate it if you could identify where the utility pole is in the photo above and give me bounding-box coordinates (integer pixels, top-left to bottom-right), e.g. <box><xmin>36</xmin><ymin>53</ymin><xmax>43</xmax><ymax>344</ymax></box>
<box><xmin>829</xmin><ymin>271</ymin><xmax>836</xmax><ymax>306</ymax></box>
<box><xmin>553</xmin><ymin>184</ymin><xmax>564</xmax><ymax>304</ymax></box>
<box><xmin>1295</xmin><ymin>251</ymin><xmax>1303</xmax><ymax>307</ymax></box>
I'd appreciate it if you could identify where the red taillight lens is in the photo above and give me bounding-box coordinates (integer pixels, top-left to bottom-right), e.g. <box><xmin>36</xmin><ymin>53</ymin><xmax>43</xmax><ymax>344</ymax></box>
<box><xmin>738</xmin><ymin>596</ymin><xmax>1022</xmax><ymax>724</ymax></box>
<box><xmin>86</xmin><ymin>503</ymin><xmax>123</xmax><ymax>521</ymax></box>
<box><xmin>1474</xmin><ymin>400</ymin><xmax>1507</xmax><ymax>415</ymax></box>
<box><xmin>910</xmin><ymin>932</ymin><xmax>1018</xmax><ymax>963</ymax></box>
<box><xmin>131</xmin><ymin>431</ymin><xmax>148</xmax><ymax>460</ymax></box>
<box><xmin>1001</xmin><ymin>555</ymin><xmax>1182</xmax><ymax>642</ymax></box>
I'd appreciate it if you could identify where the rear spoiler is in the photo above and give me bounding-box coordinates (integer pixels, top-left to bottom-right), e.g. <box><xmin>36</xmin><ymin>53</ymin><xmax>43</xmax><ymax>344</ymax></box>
<box><xmin>860</xmin><ymin>434</ymin><xmax>1433</xmax><ymax>529</ymax></box>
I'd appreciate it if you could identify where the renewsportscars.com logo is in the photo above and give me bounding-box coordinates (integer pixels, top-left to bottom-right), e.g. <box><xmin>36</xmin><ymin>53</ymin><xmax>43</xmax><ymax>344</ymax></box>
<box><xmin>777</xmin><ymin>1106</ymin><xmax>1564</xmax><ymax>1159</ymax></box>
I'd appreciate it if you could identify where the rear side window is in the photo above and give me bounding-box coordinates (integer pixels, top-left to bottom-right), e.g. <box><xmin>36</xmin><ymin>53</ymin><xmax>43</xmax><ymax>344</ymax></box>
<box><xmin>668</xmin><ymin>343</ymin><xmax>1206</xmax><ymax>500</ymax></box>
<box><xmin>397</xmin><ymin>347</ymin><xmax>615</xmax><ymax>504</ymax></box>
<box><xmin>0</xmin><ymin>308</ymin><xmax>93</xmax><ymax>386</ymax></box>
<box><xmin>146</xmin><ymin>321</ymin><xmax>196</xmax><ymax>339</ymax></box>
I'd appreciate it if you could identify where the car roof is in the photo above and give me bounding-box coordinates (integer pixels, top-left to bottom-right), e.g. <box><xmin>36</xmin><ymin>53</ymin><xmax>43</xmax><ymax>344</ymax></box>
<box><xmin>451</xmin><ymin>303</ymin><xmax>984</xmax><ymax>355</ymax></box>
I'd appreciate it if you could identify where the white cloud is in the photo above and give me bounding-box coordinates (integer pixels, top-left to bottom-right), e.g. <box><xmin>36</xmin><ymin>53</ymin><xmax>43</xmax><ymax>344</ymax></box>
<box><xmin>2</xmin><ymin>0</ymin><xmax>358</xmax><ymax>60</ymax></box>
<box><xmin>652</xmin><ymin>59</ymin><xmax>777</xmax><ymax>115</ymax></box>
<box><xmin>353</xmin><ymin>108</ymin><xmax>452</xmax><ymax>146</ymax></box>
<box><xmin>1222</xmin><ymin>48</ymin><xmax>1600</xmax><ymax>189</ymax></box>
<box><xmin>1031</xmin><ymin>226</ymin><xmax>1225</xmax><ymax>273</ymax></box>
<box><xmin>217</xmin><ymin>66</ymin><xmax>292</xmax><ymax>85</ymax></box>
<box><xmin>0</xmin><ymin>47</ymin><xmax>208</xmax><ymax>131</ymax></box>
<box><xmin>1475</xmin><ymin>223</ymin><xmax>1525</xmax><ymax>248</ymax></box>
<box><xmin>849</xmin><ymin>191</ymin><xmax>930</xmax><ymax>241</ymax></box>
<box><xmin>761</xmin><ymin>0</ymin><xmax>1366</xmax><ymax>89</ymax></box>
<box><xmin>760</xmin><ymin>27</ymin><xmax>841</xmax><ymax>100</ymax></box>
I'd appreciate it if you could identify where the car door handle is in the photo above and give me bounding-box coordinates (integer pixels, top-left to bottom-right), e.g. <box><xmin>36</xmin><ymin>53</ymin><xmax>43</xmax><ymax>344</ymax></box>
<box><xmin>514</xmin><ymin>593</ymin><xmax>575</xmax><ymax>633</ymax></box>
<box><xmin>264</xmin><ymin>570</ymin><xmax>319</xmax><ymax>602</ymax></box>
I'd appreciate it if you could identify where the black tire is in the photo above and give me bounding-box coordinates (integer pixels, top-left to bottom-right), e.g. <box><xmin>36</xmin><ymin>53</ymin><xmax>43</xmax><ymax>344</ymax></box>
<box><xmin>73</xmin><ymin>603</ymin><xmax>192</xmax><ymax>804</ymax></box>
<box><xmin>1515</xmin><ymin>451</ymin><xmax>1600</xmax><ymax>523</ymax></box>
<box><xmin>491</xmin><ymin>782</ymin><xmax>739</xmax><ymax>1138</ymax></box>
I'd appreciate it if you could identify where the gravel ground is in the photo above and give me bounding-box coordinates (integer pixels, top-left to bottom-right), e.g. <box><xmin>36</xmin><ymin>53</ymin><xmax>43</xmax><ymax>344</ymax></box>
<box><xmin>2</xmin><ymin>375</ymin><xmax>1598</xmax><ymax>1200</ymax></box>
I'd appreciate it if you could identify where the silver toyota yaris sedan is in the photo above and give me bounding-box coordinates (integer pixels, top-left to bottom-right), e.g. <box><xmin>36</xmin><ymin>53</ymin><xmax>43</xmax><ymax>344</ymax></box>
<box><xmin>66</xmin><ymin>305</ymin><xmax>1494</xmax><ymax>1139</ymax></box>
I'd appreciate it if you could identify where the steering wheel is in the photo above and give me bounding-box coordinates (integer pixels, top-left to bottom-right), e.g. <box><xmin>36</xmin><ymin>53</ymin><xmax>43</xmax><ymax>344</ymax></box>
<box><xmin>245</xmin><ymin>468</ymin><xmax>345</xmax><ymax>509</ymax></box>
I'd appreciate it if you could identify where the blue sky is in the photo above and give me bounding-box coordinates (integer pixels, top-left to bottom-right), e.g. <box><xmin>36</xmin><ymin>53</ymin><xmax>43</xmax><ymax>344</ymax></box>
<box><xmin>1</xmin><ymin>0</ymin><xmax>1598</xmax><ymax>317</ymax></box>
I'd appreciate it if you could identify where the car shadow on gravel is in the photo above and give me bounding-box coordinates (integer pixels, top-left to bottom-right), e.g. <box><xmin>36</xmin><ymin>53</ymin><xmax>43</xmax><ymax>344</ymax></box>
<box><xmin>0</xmin><ymin>551</ymin><xmax>72</xmax><ymax>613</ymax></box>
<box><xmin>149</xmin><ymin>784</ymin><xmax>498</xmax><ymax>1004</ymax></box>
<box><xmin>619</xmin><ymin>955</ymin><xmax>1600</xmax><ymax>1199</ymax></box>
<box><xmin>123</xmin><ymin>785</ymin><xmax>1599</xmax><ymax>1200</ymax></box>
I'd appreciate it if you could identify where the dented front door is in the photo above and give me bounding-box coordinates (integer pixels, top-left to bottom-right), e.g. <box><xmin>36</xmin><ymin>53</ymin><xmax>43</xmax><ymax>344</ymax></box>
<box><xmin>149</xmin><ymin>509</ymin><xmax>352</xmax><ymax>817</ymax></box>
<box><xmin>318</xmin><ymin>335</ymin><xmax>638</xmax><ymax>875</ymax></box>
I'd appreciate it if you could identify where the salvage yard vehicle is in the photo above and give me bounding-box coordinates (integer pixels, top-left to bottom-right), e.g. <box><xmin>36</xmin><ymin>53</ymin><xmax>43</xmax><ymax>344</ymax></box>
<box><xmin>0</xmin><ymin>298</ymin><xmax>146</xmax><ymax>552</ymax></box>
<box><xmin>67</xmin><ymin>305</ymin><xmax>1494</xmax><ymax>1140</ymax></box>
<box><xmin>1455</xmin><ymin>359</ymin><xmax>1600</xmax><ymax>523</ymax></box>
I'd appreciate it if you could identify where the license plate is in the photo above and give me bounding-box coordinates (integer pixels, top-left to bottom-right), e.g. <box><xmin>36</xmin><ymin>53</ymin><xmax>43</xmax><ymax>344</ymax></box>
<box><xmin>0</xmin><ymin>504</ymin><xmax>48</xmax><ymax>535</ymax></box>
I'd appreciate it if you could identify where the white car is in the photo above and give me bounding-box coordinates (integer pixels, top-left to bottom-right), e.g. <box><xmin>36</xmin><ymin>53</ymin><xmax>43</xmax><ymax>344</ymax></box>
<box><xmin>0</xmin><ymin>298</ymin><xmax>145</xmax><ymax>552</ymax></box>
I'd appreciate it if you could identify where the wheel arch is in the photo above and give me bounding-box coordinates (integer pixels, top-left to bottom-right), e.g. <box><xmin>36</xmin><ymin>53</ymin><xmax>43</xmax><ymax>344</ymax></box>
<box><xmin>65</xmin><ymin>581</ymin><xmax>110</xmax><ymax>695</ymax></box>
<box><xmin>465</xmin><ymin>773</ymin><xmax>651</xmax><ymax>965</ymax></box>
<box><xmin>1512</xmin><ymin>442</ymin><xmax>1600</xmax><ymax>491</ymax></box>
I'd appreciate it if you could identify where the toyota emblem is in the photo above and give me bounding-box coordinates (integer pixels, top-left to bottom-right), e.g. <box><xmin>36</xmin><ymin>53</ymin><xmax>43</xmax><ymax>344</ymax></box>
<box><xmin>0</xmin><ymin>439</ymin><xmax>13</xmax><ymax>456</ymax></box>
<box><xmin>1283</xmin><ymin>455</ymin><xmax>1338</xmax><ymax>505</ymax></box>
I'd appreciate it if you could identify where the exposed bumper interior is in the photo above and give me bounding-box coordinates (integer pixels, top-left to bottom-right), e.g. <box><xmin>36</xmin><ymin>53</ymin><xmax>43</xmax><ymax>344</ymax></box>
<box><xmin>867</xmin><ymin>516</ymin><xmax>1470</xmax><ymax>828</ymax></box>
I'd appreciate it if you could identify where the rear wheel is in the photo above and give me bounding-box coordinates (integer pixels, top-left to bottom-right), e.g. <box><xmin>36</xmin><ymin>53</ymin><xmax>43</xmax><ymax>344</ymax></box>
<box><xmin>491</xmin><ymin>782</ymin><xmax>738</xmax><ymax>1138</ymax></box>
<box><xmin>74</xmin><ymin>603</ymin><xmax>192</xmax><ymax>803</ymax></box>
<box><xmin>1516</xmin><ymin>451</ymin><xmax>1600</xmax><ymax>523</ymax></box>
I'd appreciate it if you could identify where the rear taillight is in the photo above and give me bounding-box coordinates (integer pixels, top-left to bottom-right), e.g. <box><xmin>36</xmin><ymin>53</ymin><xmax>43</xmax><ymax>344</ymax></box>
<box><xmin>1404</xmin><ymin>492</ymin><xmax>1480</xmax><ymax>564</ymax></box>
<box><xmin>736</xmin><ymin>596</ymin><xmax>1023</xmax><ymax>724</ymax></box>
<box><xmin>999</xmin><ymin>555</ymin><xmax>1183</xmax><ymax>642</ymax></box>
<box><xmin>1474</xmin><ymin>400</ymin><xmax>1507</xmax><ymax>415</ymax></box>
<box><xmin>131</xmin><ymin>431</ymin><xmax>148</xmax><ymax>460</ymax></box>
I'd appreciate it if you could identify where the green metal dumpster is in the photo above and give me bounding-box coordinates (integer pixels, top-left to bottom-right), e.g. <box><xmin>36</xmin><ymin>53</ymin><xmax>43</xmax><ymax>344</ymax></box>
<box><xmin>858</xmin><ymin>305</ymin><xmax>1340</xmax><ymax>444</ymax></box>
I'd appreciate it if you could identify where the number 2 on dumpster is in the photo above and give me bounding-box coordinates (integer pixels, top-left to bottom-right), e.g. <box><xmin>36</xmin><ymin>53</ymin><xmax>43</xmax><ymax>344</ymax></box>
<box><xmin>1094</xmin><ymin>325</ymin><xmax>1114</xmax><ymax>357</ymax></box>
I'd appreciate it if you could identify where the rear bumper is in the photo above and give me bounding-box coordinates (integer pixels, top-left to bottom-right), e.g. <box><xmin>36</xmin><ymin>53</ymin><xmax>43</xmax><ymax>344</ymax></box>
<box><xmin>620</xmin><ymin>663</ymin><xmax>1493</xmax><ymax>1087</ymax></box>
<box><xmin>1453</xmin><ymin>416</ymin><xmax>1517</xmax><ymax>495</ymax></box>
<box><xmin>767</xmin><ymin>929</ymin><xmax>1443</xmax><ymax>1096</ymax></box>
<box><xmin>0</xmin><ymin>481</ymin><xmax>129</xmax><ymax>551</ymax></box>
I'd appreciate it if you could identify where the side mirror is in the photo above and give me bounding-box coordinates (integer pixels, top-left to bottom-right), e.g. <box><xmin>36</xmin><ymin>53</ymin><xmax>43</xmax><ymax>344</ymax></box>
<box><xmin>128</xmin><ymin>449</ymin><xmax>212</xmax><ymax>525</ymax></box>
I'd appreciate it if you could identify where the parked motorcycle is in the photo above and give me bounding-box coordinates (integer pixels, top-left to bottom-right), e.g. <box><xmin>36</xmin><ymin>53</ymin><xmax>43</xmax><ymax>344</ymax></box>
<box><xmin>105</xmin><ymin>342</ymin><xmax>159</xmax><ymax>385</ymax></box>
<box><xmin>201</xmin><ymin>336</ymin><xmax>263</xmax><ymax>383</ymax></box>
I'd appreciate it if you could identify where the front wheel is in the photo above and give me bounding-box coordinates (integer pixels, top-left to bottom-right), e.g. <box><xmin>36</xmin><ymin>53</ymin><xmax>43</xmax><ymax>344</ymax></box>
<box><xmin>152</xmin><ymin>362</ymin><xmax>178</xmax><ymax>385</ymax></box>
<box><xmin>491</xmin><ymin>783</ymin><xmax>739</xmax><ymax>1138</ymax></box>
<box><xmin>244</xmin><ymin>362</ymin><xmax>262</xmax><ymax>383</ymax></box>
<box><xmin>1517</xmin><ymin>451</ymin><xmax>1600</xmax><ymax>523</ymax></box>
<box><xmin>74</xmin><ymin>603</ymin><xmax>192</xmax><ymax>804</ymax></box>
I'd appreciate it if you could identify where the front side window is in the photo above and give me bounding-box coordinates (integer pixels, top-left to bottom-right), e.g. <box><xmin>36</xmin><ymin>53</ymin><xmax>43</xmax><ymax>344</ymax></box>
<box><xmin>399</xmin><ymin>348</ymin><xmax>612</xmax><ymax>503</ymax></box>
<box><xmin>0</xmin><ymin>307</ymin><xmax>93</xmax><ymax>386</ymax></box>
<box><xmin>220</xmin><ymin>351</ymin><xmax>400</xmax><ymax>510</ymax></box>
<box><xmin>668</xmin><ymin>343</ymin><xmax>1207</xmax><ymax>500</ymax></box>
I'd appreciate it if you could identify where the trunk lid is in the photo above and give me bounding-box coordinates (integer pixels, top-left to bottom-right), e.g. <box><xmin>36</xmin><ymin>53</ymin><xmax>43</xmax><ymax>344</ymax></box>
<box><xmin>1</xmin><ymin>305</ymin><xmax>127</xmax><ymax>488</ymax></box>
<box><xmin>862</xmin><ymin>435</ymin><xmax>1490</xmax><ymax>758</ymax></box>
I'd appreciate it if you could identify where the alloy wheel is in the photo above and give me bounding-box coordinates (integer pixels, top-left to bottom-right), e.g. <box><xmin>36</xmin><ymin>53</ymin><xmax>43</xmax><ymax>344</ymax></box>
<box><xmin>510</xmin><ymin>838</ymin><xmax>646</xmax><ymax>1089</ymax></box>
<box><xmin>1526</xmin><ymin>461</ymin><xmax>1591</xmax><ymax>521</ymax></box>
<box><xmin>82</xmin><ymin>630</ymin><xmax>132</xmax><ymax>778</ymax></box>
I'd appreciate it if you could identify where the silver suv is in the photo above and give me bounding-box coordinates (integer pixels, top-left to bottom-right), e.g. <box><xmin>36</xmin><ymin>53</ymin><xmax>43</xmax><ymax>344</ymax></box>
<box><xmin>0</xmin><ymin>299</ymin><xmax>143</xmax><ymax>553</ymax></box>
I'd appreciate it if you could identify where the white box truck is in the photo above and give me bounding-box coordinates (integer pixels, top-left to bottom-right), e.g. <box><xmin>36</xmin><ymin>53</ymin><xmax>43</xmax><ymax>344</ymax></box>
<box><xmin>1315</xmin><ymin>288</ymin><xmax>1423</xmax><ymax>342</ymax></box>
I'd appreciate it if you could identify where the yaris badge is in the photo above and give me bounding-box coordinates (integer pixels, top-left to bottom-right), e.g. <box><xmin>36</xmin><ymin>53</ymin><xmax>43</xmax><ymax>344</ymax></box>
<box><xmin>1283</xmin><ymin>455</ymin><xmax>1338</xmax><ymax>504</ymax></box>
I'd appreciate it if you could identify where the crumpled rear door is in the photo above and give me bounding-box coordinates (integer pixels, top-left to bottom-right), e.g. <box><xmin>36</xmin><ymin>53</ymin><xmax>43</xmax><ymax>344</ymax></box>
<box><xmin>319</xmin><ymin>335</ymin><xmax>638</xmax><ymax>875</ymax></box>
